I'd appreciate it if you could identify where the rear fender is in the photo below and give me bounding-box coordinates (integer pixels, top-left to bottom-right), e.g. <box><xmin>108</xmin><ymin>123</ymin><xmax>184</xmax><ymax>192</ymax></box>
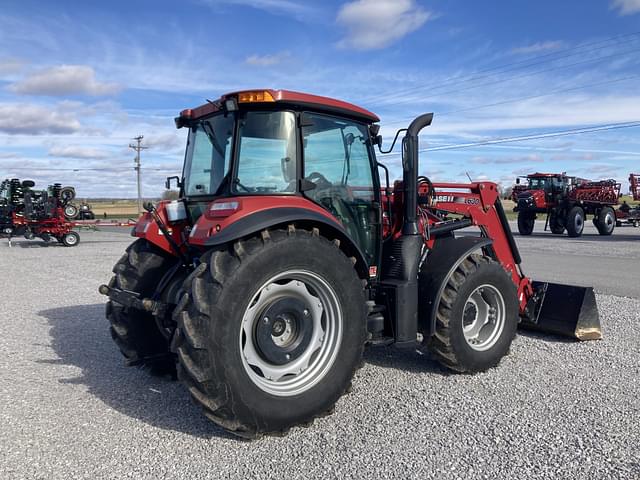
<box><xmin>191</xmin><ymin>205</ymin><xmax>370</xmax><ymax>279</ymax></box>
<box><xmin>418</xmin><ymin>236</ymin><xmax>493</xmax><ymax>337</ymax></box>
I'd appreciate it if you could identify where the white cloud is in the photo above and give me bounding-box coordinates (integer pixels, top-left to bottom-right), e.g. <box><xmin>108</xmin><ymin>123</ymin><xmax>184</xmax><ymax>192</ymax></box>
<box><xmin>510</xmin><ymin>41</ymin><xmax>565</xmax><ymax>55</ymax></box>
<box><xmin>336</xmin><ymin>0</ymin><xmax>431</xmax><ymax>50</ymax></box>
<box><xmin>48</xmin><ymin>145</ymin><xmax>109</xmax><ymax>159</ymax></box>
<box><xmin>8</xmin><ymin>65</ymin><xmax>120</xmax><ymax>96</ymax></box>
<box><xmin>0</xmin><ymin>103</ymin><xmax>81</xmax><ymax>135</ymax></box>
<box><xmin>611</xmin><ymin>0</ymin><xmax>640</xmax><ymax>15</ymax></box>
<box><xmin>245</xmin><ymin>51</ymin><xmax>291</xmax><ymax>66</ymax></box>
<box><xmin>473</xmin><ymin>154</ymin><xmax>543</xmax><ymax>164</ymax></box>
<box><xmin>144</xmin><ymin>133</ymin><xmax>183</xmax><ymax>151</ymax></box>
<box><xmin>203</xmin><ymin>0</ymin><xmax>313</xmax><ymax>17</ymax></box>
<box><xmin>0</xmin><ymin>57</ymin><xmax>27</xmax><ymax>76</ymax></box>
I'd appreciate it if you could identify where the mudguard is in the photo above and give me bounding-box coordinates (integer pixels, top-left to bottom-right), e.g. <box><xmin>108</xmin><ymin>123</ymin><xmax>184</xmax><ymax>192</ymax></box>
<box><xmin>418</xmin><ymin>235</ymin><xmax>493</xmax><ymax>337</ymax></box>
<box><xmin>200</xmin><ymin>207</ymin><xmax>370</xmax><ymax>279</ymax></box>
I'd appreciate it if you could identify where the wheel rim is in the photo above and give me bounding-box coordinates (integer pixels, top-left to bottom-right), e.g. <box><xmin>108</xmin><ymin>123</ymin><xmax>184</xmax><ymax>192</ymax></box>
<box><xmin>462</xmin><ymin>284</ymin><xmax>506</xmax><ymax>352</ymax></box>
<box><xmin>604</xmin><ymin>212</ymin><xmax>614</xmax><ymax>231</ymax></box>
<box><xmin>239</xmin><ymin>269</ymin><xmax>343</xmax><ymax>397</ymax></box>
<box><xmin>574</xmin><ymin>213</ymin><xmax>583</xmax><ymax>232</ymax></box>
<box><xmin>65</xmin><ymin>234</ymin><xmax>77</xmax><ymax>245</ymax></box>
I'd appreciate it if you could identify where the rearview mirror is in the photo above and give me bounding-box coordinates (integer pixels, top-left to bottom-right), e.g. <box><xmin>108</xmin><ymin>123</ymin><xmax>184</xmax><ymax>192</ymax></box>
<box><xmin>165</xmin><ymin>176</ymin><xmax>181</xmax><ymax>190</ymax></box>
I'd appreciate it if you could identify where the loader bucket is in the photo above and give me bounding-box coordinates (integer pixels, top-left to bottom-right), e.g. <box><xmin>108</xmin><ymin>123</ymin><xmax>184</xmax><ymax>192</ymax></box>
<box><xmin>520</xmin><ymin>281</ymin><xmax>601</xmax><ymax>340</ymax></box>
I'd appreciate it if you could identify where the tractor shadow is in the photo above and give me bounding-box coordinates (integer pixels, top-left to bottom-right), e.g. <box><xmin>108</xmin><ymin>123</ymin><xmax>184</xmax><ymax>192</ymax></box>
<box><xmin>37</xmin><ymin>303</ymin><xmax>234</xmax><ymax>440</ymax></box>
<box><xmin>4</xmin><ymin>239</ymin><xmax>60</xmax><ymax>248</ymax></box>
<box><xmin>512</xmin><ymin>231</ymin><xmax>640</xmax><ymax>242</ymax></box>
<box><xmin>363</xmin><ymin>343</ymin><xmax>453</xmax><ymax>375</ymax></box>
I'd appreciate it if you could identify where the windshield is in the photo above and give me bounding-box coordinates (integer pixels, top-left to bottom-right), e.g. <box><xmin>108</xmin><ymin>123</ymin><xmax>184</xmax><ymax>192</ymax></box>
<box><xmin>528</xmin><ymin>176</ymin><xmax>565</xmax><ymax>190</ymax></box>
<box><xmin>233</xmin><ymin>111</ymin><xmax>297</xmax><ymax>193</ymax></box>
<box><xmin>528</xmin><ymin>177</ymin><xmax>550</xmax><ymax>189</ymax></box>
<box><xmin>183</xmin><ymin>114</ymin><xmax>235</xmax><ymax>196</ymax></box>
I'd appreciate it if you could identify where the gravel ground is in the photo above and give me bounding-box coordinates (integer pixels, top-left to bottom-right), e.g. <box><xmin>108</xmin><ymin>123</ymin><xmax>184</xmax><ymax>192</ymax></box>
<box><xmin>0</xmin><ymin>230</ymin><xmax>639</xmax><ymax>479</ymax></box>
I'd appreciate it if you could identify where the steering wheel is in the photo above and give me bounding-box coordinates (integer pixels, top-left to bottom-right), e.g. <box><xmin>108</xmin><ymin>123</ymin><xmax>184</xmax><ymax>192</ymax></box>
<box><xmin>234</xmin><ymin>179</ymin><xmax>253</xmax><ymax>193</ymax></box>
<box><xmin>305</xmin><ymin>172</ymin><xmax>333</xmax><ymax>190</ymax></box>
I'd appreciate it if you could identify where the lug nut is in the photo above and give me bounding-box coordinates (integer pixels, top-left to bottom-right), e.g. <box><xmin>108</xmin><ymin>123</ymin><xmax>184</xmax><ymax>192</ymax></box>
<box><xmin>263</xmin><ymin>317</ymin><xmax>269</xmax><ymax>324</ymax></box>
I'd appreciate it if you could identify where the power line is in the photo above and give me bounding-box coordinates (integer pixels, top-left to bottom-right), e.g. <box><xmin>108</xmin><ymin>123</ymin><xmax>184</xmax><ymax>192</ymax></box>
<box><xmin>376</xmin><ymin>45</ymin><xmax>640</xmax><ymax>108</ymax></box>
<box><xmin>362</xmin><ymin>30</ymin><xmax>640</xmax><ymax>104</ymax></box>
<box><xmin>383</xmin><ymin>73</ymin><xmax>640</xmax><ymax>129</ymax></box>
<box><xmin>378</xmin><ymin>121</ymin><xmax>640</xmax><ymax>156</ymax></box>
<box><xmin>440</xmin><ymin>74</ymin><xmax>640</xmax><ymax>117</ymax></box>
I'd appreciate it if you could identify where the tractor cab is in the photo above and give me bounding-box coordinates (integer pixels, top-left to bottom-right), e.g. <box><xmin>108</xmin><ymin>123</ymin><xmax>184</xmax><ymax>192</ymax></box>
<box><xmin>515</xmin><ymin>173</ymin><xmax>569</xmax><ymax>210</ymax></box>
<box><xmin>161</xmin><ymin>89</ymin><xmax>383</xmax><ymax>268</ymax></box>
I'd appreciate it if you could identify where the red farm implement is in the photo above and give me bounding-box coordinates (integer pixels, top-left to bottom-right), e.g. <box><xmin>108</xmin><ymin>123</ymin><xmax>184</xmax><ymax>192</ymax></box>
<box><xmin>0</xmin><ymin>178</ymin><xmax>80</xmax><ymax>246</ymax></box>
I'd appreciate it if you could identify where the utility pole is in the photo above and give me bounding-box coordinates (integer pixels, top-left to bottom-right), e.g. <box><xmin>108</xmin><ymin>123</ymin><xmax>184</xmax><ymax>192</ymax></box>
<box><xmin>129</xmin><ymin>135</ymin><xmax>148</xmax><ymax>216</ymax></box>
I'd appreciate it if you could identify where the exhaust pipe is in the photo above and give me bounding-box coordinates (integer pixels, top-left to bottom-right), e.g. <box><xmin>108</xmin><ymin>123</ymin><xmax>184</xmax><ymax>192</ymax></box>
<box><xmin>520</xmin><ymin>281</ymin><xmax>601</xmax><ymax>340</ymax></box>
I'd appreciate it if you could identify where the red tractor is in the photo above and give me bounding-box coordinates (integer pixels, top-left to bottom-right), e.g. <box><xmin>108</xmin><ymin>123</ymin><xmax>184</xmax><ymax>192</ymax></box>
<box><xmin>0</xmin><ymin>178</ymin><xmax>80</xmax><ymax>246</ymax></box>
<box><xmin>512</xmin><ymin>173</ymin><xmax>620</xmax><ymax>237</ymax></box>
<box><xmin>100</xmin><ymin>90</ymin><xmax>599</xmax><ymax>438</ymax></box>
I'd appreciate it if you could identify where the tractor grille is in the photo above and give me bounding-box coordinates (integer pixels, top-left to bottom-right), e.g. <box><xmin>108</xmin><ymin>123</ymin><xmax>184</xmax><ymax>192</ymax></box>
<box><xmin>517</xmin><ymin>195</ymin><xmax>535</xmax><ymax>210</ymax></box>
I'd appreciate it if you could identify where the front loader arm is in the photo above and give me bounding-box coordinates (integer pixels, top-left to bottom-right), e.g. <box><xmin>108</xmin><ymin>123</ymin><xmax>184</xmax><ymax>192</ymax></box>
<box><xmin>422</xmin><ymin>180</ymin><xmax>600</xmax><ymax>340</ymax></box>
<box><xmin>424</xmin><ymin>181</ymin><xmax>533</xmax><ymax>312</ymax></box>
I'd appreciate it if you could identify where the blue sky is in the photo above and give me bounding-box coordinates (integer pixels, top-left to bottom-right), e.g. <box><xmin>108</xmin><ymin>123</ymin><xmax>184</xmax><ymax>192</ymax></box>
<box><xmin>1</xmin><ymin>0</ymin><xmax>639</xmax><ymax>197</ymax></box>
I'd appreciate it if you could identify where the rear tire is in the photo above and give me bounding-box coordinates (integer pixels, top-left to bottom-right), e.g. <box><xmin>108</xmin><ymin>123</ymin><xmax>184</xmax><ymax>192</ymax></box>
<box><xmin>106</xmin><ymin>239</ymin><xmax>175</xmax><ymax>375</ymax></box>
<box><xmin>517</xmin><ymin>212</ymin><xmax>535</xmax><ymax>235</ymax></box>
<box><xmin>595</xmin><ymin>207</ymin><xmax>615</xmax><ymax>236</ymax></box>
<box><xmin>425</xmin><ymin>255</ymin><xmax>518</xmax><ymax>373</ymax></box>
<box><xmin>566</xmin><ymin>206</ymin><xmax>584</xmax><ymax>237</ymax></box>
<box><xmin>171</xmin><ymin>227</ymin><xmax>367</xmax><ymax>438</ymax></box>
<box><xmin>549</xmin><ymin>212</ymin><xmax>565</xmax><ymax>234</ymax></box>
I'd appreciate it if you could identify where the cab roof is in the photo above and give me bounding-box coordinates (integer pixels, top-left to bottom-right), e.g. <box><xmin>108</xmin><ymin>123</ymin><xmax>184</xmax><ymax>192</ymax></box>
<box><xmin>179</xmin><ymin>89</ymin><xmax>380</xmax><ymax>124</ymax></box>
<box><xmin>526</xmin><ymin>172</ymin><xmax>565</xmax><ymax>178</ymax></box>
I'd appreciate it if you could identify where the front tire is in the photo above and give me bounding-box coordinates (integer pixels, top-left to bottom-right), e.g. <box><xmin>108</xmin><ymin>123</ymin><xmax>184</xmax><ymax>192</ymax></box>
<box><xmin>105</xmin><ymin>239</ymin><xmax>175</xmax><ymax>375</ymax></box>
<box><xmin>171</xmin><ymin>227</ymin><xmax>366</xmax><ymax>438</ymax></box>
<box><xmin>517</xmin><ymin>212</ymin><xmax>535</xmax><ymax>235</ymax></box>
<box><xmin>566</xmin><ymin>206</ymin><xmax>585</xmax><ymax>237</ymax></box>
<box><xmin>595</xmin><ymin>207</ymin><xmax>615</xmax><ymax>236</ymax></box>
<box><xmin>61</xmin><ymin>231</ymin><xmax>80</xmax><ymax>247</ymax></box>
<box><xmin>549</xmin><ymin>211</ymin><xmax>565</xmax><ymax>234</ymax></box>
<box><xmin>425</xmin><ymin>255</ymin><xmax>518</xmax><ymax>373</ymax></box>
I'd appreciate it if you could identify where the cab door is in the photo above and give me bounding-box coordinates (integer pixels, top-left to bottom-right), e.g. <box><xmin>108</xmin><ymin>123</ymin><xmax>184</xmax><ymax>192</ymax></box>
<box><xmin>300</xmin><ymin>112</ymin><xmax>381</xmax><ymax>269</ymax></box>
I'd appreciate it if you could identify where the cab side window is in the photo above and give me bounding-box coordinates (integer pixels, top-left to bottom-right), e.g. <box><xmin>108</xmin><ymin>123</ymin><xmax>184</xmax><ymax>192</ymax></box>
<box><xmin>302</xmin><ymin>113</ymin><xmax>379</xmax><ymax>265</ymax></box>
